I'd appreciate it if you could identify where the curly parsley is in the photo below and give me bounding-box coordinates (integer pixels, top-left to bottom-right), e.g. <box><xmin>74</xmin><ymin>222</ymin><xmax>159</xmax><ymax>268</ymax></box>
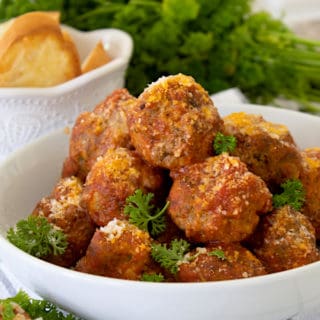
<box><xmin>213</xmin><ymin>132</ymin><xmax>237</xmax><ymax>155</ymax></box>
<box><xmin>7</xmin><ymin>216</ymin><xmax>68</xmax><ymax>258</ymax></box>
<box><xmin>141</xmin><ymin>273</ymin><xmax>165</xmax><ymax>282</ymax></box>
<box><xmin>0</xmin><ymin>290</ymin><xmax>81</xmax><ymax>320</ymax></box>
<box><xmin>124</xmin><ymin>189</ymin><xmax>169</xmax><ymax>237</ymax></box>
<box><xmin>208</xmin><ymin>248</ymin><xmax>227</xmax><ymax>260</ymax></box>
<box><xmin>151</xmin><ymin>239</ymin><xmax>191</xmax><ymax>275</ymax></box>
<box><xmin>273</xmin><ymin>178</ymin><xmax>305</xmax><ymax>211</ymax></box>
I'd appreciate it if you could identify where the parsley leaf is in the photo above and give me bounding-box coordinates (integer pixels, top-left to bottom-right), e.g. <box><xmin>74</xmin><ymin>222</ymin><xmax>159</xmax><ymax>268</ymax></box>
<box><xmin>1</xmin><ymin>300</ymin><xmax>15</xmax><ymax>320</ymax></box>
<box><xmin>208</xmin><ymin>248</ymin><xmax>226</xmax><ymax>260</ymax></box>
<box><xmin>0</xmin><ymin>290</ymin><xmax>81</xmax><ymax>320</ymax></box>
<box><xmin>124</xmin><ymin>189</ymin><xmax>169</xmax><ymax>237</ymax></box>
<box><xmin>151</xmin><ymin>239</ymin><xmax>190</xmax><ymax>274</ymax></box>
<box><xmin>273</xmin><ymin>178</ymin><xmax>305</xmax><ymax>211</ymax></box>
<box><xmin>7</xmin><ymin>216</ymin><xmax>68</xmax><ymax>258</ymax></box>
<box><xmin>162</xmin><ymin>0</ymin><xmax>200</xmax><ymax>23</ymax></box>
<box><xmin>141</xmin><ymin>273</ymin><xmax>165</xmax><ymax>282</ymax></box>
<box><xmin>213</xmin><ymin>132</ymin><xmax>237</xmax><ymax>154</ymax></box>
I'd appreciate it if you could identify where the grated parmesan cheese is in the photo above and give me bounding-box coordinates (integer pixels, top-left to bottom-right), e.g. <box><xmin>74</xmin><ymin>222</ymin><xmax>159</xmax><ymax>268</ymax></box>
<box><xmin>100</xmin><ymin>218</ymin><xmax>126</xmax><ymax>241</ymax></box>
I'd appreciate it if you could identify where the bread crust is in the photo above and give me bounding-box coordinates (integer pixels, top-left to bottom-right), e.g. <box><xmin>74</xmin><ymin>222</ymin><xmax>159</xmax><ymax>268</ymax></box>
<box><xmin>81</xmin><ymin>41</ymin><xmax>111</xmax><ymax>74</ymax></box>
<box><xmin>0</xmin><ymin>11</ymin><xmax>81</xmax><ymax>87</ymax></box>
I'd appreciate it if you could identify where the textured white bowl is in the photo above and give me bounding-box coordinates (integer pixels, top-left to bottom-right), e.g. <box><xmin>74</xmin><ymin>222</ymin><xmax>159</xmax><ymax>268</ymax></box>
<box><xmin>0</xmin><ymin>104</ymin><xmax>320</xmax><ymax>320</ymax></box>
<box><xmin>0</xmin><ymin>25</ymin><xmax>133</xmax><ymax>161</ymax></box>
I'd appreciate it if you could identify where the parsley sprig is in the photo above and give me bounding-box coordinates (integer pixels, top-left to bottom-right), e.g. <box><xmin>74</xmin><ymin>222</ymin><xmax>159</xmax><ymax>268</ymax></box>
<box><xmin>208</xmin><ymin>248</ymin><xmax>227</xmax><ymax>260</ymax></box>
<box><xmin>213</xmin><ymin>132</ymin><xmax>237</xmax><ymax>155</ymax></box>
<box><xmin>7</xmin><ymin>216</ymin><xmax>68</xmax><ymax>258</ymax></box>
<box><xmin>0</xmin><ymin>290</ymin><xmax>81</xmax><ymax>320</ymax></box>
<box><xmin>273</xmin><ymin>178</ymin><xmax>305</xmax><ymax>211</ymax></box>
<box><xmin>141</xmin><ymin>273</ymin><xmax>165</xmax><ymax>282</ymax></box>
<box><xmin>151</xmin><ymin>239</ymin><xmax>191</xmax><ymax>274</ymax></box>
<box><xmin>124</xmin><ymin>189</ymin><xmax>169</xmax><ymax>237</ymax></box>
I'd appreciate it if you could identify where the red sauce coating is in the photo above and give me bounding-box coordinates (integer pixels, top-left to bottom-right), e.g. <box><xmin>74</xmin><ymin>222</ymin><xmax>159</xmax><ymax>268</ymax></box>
<box><xmin>223</xmin><ymin>112</ymin><xmax>302</xmax><ymax>189</ymax></box>
<box><xmin>168</xmin><ymin>154</ymin><xmax>273</xmax><ymax>243</ymax></box>
<box><xmin>75</xmin><ymin>219</ymin><xmax>151</xmax><ymax>280</ymax></box>
<box><xmin>81</xmin><ymin>147</ymin><xmax>164</xmax><ymax>226</ymax></box>
<box><xmin>32</xmin><ymin>176</ymin><xmax>95</xmax><ymax>267</ymax></box>
<box><xmin>300</xmin><ymin>147</ymin><xmax>320</xmax><ymax>239</ymax></box>
<box><xmin>127</xmin><ymin>74</ymin><xmax>223</xmax><ymax>169</ymax></box>
<box><xmin>178</xmin><ymin>242</ymin><xmax>266</xmax><ymax>282</ymax></box>
<box><xmin>62</xmin><ymin>88</ymin><xmax>135</xmax><ymax>181</ymax></box>
<box><xmin>20</xmin><ymin>75</ymin><xmax>320</xmax><ymax>282</ymax></box>
<box><xmin>251</xmin><ymin>205</ymin><xmax>320</xmax><ymax>273</ymax></box>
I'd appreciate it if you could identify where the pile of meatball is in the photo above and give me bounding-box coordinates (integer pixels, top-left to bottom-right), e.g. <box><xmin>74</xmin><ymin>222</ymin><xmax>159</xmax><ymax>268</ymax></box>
<box><xmin>31</xmin><ymin>74</ymin><xmax>320</xmax><ymax>282</ymax></box>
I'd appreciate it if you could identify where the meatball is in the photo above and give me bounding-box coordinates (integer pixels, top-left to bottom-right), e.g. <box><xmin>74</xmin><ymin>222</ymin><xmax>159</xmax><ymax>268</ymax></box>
<box><xmin>178</xmin><ymin>242</ymin><xmax>266</xmax><ymax>282</ymax></box>
<box><xmin>300</xmin><ymin>147</ymin><xmax>320</xmax><ymax>239</ymax></box>
<box><xmin>154</xmin><ymin>214</ymin><xmax>187</xmax><ymax>245</ymax></box>
<box><xmin>251</xmin><ymin>205</ymin><xmax>320</xmax><ymax>273</ymax></box>
<box><xmin>32</xmin><ymin>176</ymin><xmax>95</xmax><ymax>267</ymax></box>
<box><xmin>222</xmin><ymin>112</ymin><xmax>302</xmax><ymax>189</ymax></box>
<box><xmin>81</xmin><ymin>147</ymin><xmax>164</xmax><ymax>226</ymax></box>
<box><xmin>127</xmin><ymin>73</ymin><xmax>223</xmax><ymax>169</ymax></box>
<box><xmin>75</xmin><ymin>219</ymin><xmax>151</xmax><ymax>280</ymax></box>
<box><xmin>168</xmin><ymin>153</ymin><xmax>273</xmax><ymax>243</ymax></box>
<box><xmin>62</xmin><ymin>88</ymin><xmax>135</xmax><ymax>180</ymax></box>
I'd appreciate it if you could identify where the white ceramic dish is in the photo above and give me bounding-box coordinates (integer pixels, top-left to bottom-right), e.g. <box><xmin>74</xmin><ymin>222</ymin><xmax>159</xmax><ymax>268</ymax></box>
<box><xmin>0</xmin><ymin>104</ymin><xmax>320</xmax><ymax>320</ymax></box>
<box><xmin>0</xmin><ymin>25</ymin><xmax>133</xmax><ymax>161</ymax></box>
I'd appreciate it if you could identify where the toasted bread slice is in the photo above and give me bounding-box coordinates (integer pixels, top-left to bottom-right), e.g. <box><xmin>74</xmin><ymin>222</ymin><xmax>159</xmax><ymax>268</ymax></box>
<box><xmin>0</xmin><ymin>11</ymin><xmax>81</xmax><ymax>87</ymax></box>
<box><xmin>81</xmin><ymin>41</ymin><xmax>111</xmax><ymax>74</ymax></box>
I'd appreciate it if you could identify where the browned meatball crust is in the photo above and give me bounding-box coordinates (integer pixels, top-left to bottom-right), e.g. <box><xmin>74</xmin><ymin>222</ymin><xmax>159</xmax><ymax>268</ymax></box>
<box><xmin>32</xmin><ymin>176</ymin><xmax>95</xmax><ymax>267</ymax></box>
<box><xmin>178</xmin><ymin>242</ymin><xmax>266</xmax><ymax>282</ymax></box>
<box><xmin>222</xmin><ymin>112</ymin><xmax>302</xmax><ymax>189</ymax></box>
<box><xmin>300</xmin><ymin>147</ymin><xmax>320</xmax><ymax>239</ymax></box>
<box><xmin>81</xmin><ymin>147</ymin><xmax>164</xmax><ymax>227</ymax></box>
<box><xmin>62</xmin><ymin>88</ymin><xmax>135</xmax><ymax>180</ymax></box>
<box><xmin>251</xmin><ymin>205</ymin><xmax>320</xmax><ymax>273</ymax></box>
<box><xmin>75</xmin><ymin>219</ymin><xmax>151</xmax><ymax>280</ymax></box>
<box><xmin>127</xmin><ymin>74</ymin><xmax>223</xmax><ymax>169</ymax></box>
<box><xmin>168</xmin><ymin>153</ymin><xmax>273</xmax><ymax>243</ymax></box>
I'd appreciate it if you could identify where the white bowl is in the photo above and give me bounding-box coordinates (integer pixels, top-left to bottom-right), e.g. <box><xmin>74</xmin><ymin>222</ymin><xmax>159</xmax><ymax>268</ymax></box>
<box><xmin>0</xmin><ymin>25</ymin><xmax>133</xmax><ymax>162</ymax></box>
<box><xmin>0</xmin><ymin>104</ymin><xmax>320</xmax><ymax>320</ymax></box>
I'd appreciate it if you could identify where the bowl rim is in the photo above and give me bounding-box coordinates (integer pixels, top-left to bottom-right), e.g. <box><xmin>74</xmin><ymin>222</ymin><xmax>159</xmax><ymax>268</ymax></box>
<box><xmin>0</xmin><ymin>102</ymin><xmax>320</xmax><ymax>290</ymax></box>
<box><xmin>1</xmin><ymin>233</ymin><xmax>320</xmax><ymax>289</ymax></box>
<box><xmin>0</xmin><ymin>26</ymin><xmax>133</xmax><ymax>96</ymax></box>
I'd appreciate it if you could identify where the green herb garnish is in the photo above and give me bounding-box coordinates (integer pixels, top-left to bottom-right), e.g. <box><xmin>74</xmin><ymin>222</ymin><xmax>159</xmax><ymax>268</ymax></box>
<box><xmin>214</xmin><ymin>132</ymin><xmax>237</xmax><ymax>155</ymax></box>
<box><xmin>1</xmin><ymin>300</ymin><xmax>15</xmax><ymax>320</ymax></box>
<box><xmin>208</xmin><ymin>248</ymin><xmax>227</xmax><ymax>260</ymax></box>
<box><xmin>141</xmin><ymin>273</ymin><xmax>165</xmax><ymax>282</ymax></box>
<box><xmin>151</xmin><ymin>239</ymin><xmax>190</xmax><ymax>274</ymax></box>
<box><xmin>124</xmin><ymin>189</ymin><xmax>169</xmax><ymax>237</ymax></box>
<box><xmin>7</xmin><ymin>216</ymin><xmax>68</xmax><ymax>258</ymax></box>
<box><xmin>273</xmin><ymin>178</ymin><xmax>305</xmax><ymax>211</ymax></box>
<box><xmin>0</xmin><ymin>290</ymin><xmax>81</xmax><ymax>320</ymax></box>
<box><xmin>2</xmin><ymin>2</ymin><xmax>320</xmax><ymax>112</ymax></box>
